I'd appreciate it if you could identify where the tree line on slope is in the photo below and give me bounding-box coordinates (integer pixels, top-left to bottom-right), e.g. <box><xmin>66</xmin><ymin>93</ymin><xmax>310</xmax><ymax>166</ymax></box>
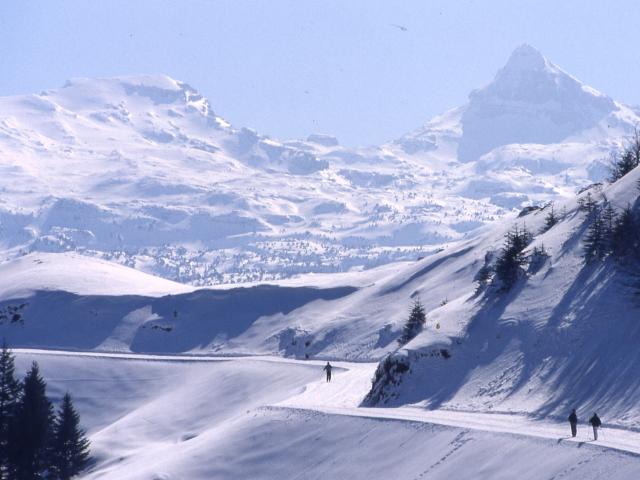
<box><xmin>478</xmin><ymin>187</ymin><xmax>638</xmax><ymax>293</ymax></box>
<box><xmin>398</xmin><ymin>220</ymin><xmax>548</xmax><ymax>345</ymax></box>
<box><xmin>581</xmin><ymin>193</ymin><xmax>639</xmax><ymax>262</ymax></box>
<box><xmin>0</xmin><ymin>344</ymin><xmax>90</xmax><ymax>480</ymax></box>
<box><xmin>372</xmin><ymin>132</ymin><xmax>640</xmax><ymax>405</ymax></box>
<box><xmin>475</xmin><ymin>131</ymin><xmax>640</xmax><ymax>293</ymax></box>
<box><xmin>474</xmin><ymin>223</ymin><xmax>542</xmax><ymax>292</ymax></box>
<box><xmin>608</xmin><ymin>129</ymin><xmax>640</xmax><ymax>183</ymax></box>
<box><xmin>581</xmin><ymin>130</ymin><xmax>640</xmax><ymax>263</ymax></box>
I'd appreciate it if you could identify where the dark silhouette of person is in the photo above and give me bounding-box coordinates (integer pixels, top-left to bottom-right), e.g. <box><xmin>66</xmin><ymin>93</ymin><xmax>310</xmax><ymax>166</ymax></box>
<box><xmin>568</xmin><ymin>409</ymin><xmax>578</xmax><ymax>438</ymax></box>
<box><xmin>589</xmin><ymin>413</ymin><xmax>602</xmax><ymax>441</ymax></box>
<box><xmin>323</xmin><ymin>362</ymin><xmax>332</xmax><ymax>382</ymax></box>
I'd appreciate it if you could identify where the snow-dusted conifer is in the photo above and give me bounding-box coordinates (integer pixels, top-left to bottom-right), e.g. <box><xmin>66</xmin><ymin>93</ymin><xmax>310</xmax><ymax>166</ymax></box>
<box><xmin>398</xmin><ymin>300</ymin><xmax>426</xmax><ymax>345</ymax></box>
<box><xmin>540</xmin><ymin>204</ymin><xmax>559</xmax><ymax>233</ymax></box>
<box><xmin>0</xmin><ymin>342</ymin><xmax>20</xmax><ymax>479</ymax></box>
<box><xmin>584</xmin><ymin>208</ymin><xmax>606</xmax><ymax>261</ymax></box>
<box><xmin>611</xmin><ymin>204</ymin><xmax>638</xmax><ymax>260</ymax></box>
<box><xmin>50</xmin><ymin>393</ymin><xmax>90</xmax><ymax>480</ymax></box>
<box><xmin>609</xmin><ymin>130</ymin><xmax>640</xmax><ymax>182</ymax></box>
<box><xmin>494</xmin><ymin>225</ymin><xmax>532</xmax><ymax>289</ymax></box>
<box><xmin>7</xmin><ymin>362</ymin><xmax>53</xmax><ymax>479</ymax></box>
<box><xmin>601</xmin><ymin>201</ymin><xmax>617</xmax><ymax>253</ymax></box>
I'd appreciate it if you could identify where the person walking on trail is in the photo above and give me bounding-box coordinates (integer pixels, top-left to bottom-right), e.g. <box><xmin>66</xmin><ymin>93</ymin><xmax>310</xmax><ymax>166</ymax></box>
<box><xmin>323</xmin><ymin>362</ymin><xmax>332</xmax><ymax>382</ymax></box>
<box><xmin>568</xmin><ymin>409</ymin><xmax>578</xmax><ymax>438</ymax></box>
<box><xmin>589</xmin><ymin>412</ymin><xmax>602</xmax><ymax>441</ymax></box>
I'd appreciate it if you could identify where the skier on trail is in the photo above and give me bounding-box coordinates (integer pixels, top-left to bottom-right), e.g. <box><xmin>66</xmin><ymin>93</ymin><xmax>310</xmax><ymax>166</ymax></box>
<box><xmin>589</xmin><ymin>412</ymin><xmax>602</xmax><ymax>441</ymax></box>
<box><xmin>568</xmin><ymin>409</ymin><xmax>578</xmax><ymax>438</ymax></box>
<box><xmin>323</xmin><ymin>362</ymin><xmax>332</xmax><ymax>382</ymax></box>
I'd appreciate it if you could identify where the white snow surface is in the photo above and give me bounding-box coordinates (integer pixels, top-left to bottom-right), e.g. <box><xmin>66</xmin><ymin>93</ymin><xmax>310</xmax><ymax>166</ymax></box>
<box><xmin>0</xmin><ymin>252</ymin><xmax>194</xmax><ymax>299</ymax></box>
<box><xmin>0</xmin><ymin>163</ymin><xmax>639</xmax><ymax>455</ymax></box>
<box><xmin>13</xmin><ymin>350</ymin><xmax>640</xmax><ymax>480</ymax></box>
<box><xmin>2</xmin><ymin>137</ymin><xmax>639</xmax><ymax>479</ymax></box>
<box><xmin>1</xmin><ymin>166</ymin><xmax>639</xmax><ymax>372</ymax></box>
<box><xmin>360</xmin><ymin>166</ymin><xmax>640</xmax><ymax>432</ymax></box>
<box><xmin>1</xmin><ymin>45</ymin><xmax>638</xmax><ymax>284</ymax></box>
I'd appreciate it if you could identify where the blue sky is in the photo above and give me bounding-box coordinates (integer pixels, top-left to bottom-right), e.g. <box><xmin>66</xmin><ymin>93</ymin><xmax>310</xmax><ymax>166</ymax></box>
<box><xmin>1</xmin><ymin>0</ymin><xmax>639</xmax><ymax>146</ymax></box>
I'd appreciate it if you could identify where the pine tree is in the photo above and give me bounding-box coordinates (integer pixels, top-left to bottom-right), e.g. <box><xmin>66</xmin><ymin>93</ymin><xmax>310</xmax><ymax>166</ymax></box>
<box><xmin>609</xmin><ymin>129</ymin><xmax>640</xmax><ymax>182</ymax></box>
<box><xmin>7</xmin><ymin>362</ymin><xmax>53</xmax><ymax>480</ymax></box>
<box><xmin>50</xmin><ymin>393</ymin><xmax>90</xmax><ymax>480</ymax></box>
<box><xmin>601</xmin><ymin>201</ymin><xmax>617</xmax><ymax>253</ymax></box>
<box><xmin>528</xmin><ymin>244</ymin><xmax>549</xmax><ymax>273</ymax></box>
<box><xmin>474</xmin><ymin>252</ymin><xmax>494</xmax><ymax>293</ymax></box>
<box><xmin>398</xmin><ymin>300</ymin><xmax>426</xmax><ymax>345</ymax></box>
<box><xmin>578</xmin><ymin>192</ymin><xmax>598</xmax><ymax>213</ymax></box>
<box><xmin>584</xmin><ymin>208</ymin><xmax>606</xmax><ymax>261</ymax></box>
<box><xmin>609</xmin><ymin>150</ymin><xmax>639</xmax><ymax>182</ymax></box>
<box><xmin>540</xmin><ymin>204</ymin><xmax>559</xmax><ymax>233</ymax></box>
<box><xmin>611</xmin><ymin>204</ymin><xmax>639</xmax><ymax>259</ymax></box>
<box><xmin>494</xmin><ymin>225</ymin><xmax>532</xmax><ymax>289</ymax></box>
<box><xmin>475</xmin><ymin>264</ymin><xmax>493</xmax><ymax>291</ymax></box>
<box><xmin>0</xmin><ymin>342</ymin><xmax>20</xmax><ymax>479</ymax></box>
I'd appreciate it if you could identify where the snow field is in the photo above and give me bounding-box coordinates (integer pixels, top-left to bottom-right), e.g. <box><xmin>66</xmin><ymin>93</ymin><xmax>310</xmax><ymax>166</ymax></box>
<box><xmin>13</xmin><ymin>350</ymin><xmax>640</xmax><ymax>480</ymax></box>
<box><xmin>0</xmin><ymin>252</ymin><xmax>195</xmax><ymax>299</ymax></box>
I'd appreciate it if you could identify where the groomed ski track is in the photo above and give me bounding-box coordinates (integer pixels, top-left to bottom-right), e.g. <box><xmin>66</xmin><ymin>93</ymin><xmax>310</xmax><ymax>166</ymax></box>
<box><xmin>16</xmin><ymin>349</ymin><xmax>640</xmax><ymax>458</ymax></box>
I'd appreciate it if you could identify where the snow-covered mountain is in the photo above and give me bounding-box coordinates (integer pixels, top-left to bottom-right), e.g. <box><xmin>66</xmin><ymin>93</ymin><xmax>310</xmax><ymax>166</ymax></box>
<box><xmin>0</xmin><ymin>75</ymin><xmax>479</xmax><ymax>284</ymax></box>
<box><xmin>397</xmin><ymin>44</ymin><xmax>637</xmax><ymax>158</ymax></box>
<box><xmin>395</xmin><ymin>45</ymin><xmax>640</xmax><ymax>206</ymax></box>
<box><xmin>1</xmin><ymin>45</ymin><xmax>638</xmax><ymax>284</ymax></box>
<box><xmin>457</xmin><ymin>44</ymin><xmax>623</xmax><ymax>161</ymax></box>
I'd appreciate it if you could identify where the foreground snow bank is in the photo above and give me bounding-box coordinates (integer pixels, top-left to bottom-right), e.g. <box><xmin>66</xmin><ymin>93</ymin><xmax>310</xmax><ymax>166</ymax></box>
<box><xmin>13</xmin><ymin>351</ymin><xmax>640</xmax><ymax>480</ymax></box>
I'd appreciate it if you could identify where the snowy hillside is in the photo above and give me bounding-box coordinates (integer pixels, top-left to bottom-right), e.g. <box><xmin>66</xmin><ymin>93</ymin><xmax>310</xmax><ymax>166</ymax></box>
<box><xmin>0</xmin><ymin>252</ymin><xmax>194</xmax><ymax>298</ymax></box>
<box><xmin>1</xmin><ymin>163</ymin><xmax>638</xmax><ymax>377</ymax></box>
<box><xmin>0</xmin><ymin>251</ymin><xmax>365</xmax><ymax>355</ymax></box>
<box><xmin>362</xmin><ymin>165</ymin><xmax>640</xmax><ymax>430</ymax></box>
<box><xmin>1</xmin><ymin>45</ymin><xmax>638</xmax><ymax>284</ymax></box>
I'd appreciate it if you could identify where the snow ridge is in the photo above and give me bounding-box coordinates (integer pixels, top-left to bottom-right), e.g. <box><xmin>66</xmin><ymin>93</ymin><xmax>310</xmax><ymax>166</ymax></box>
<box><xmin>1</xmin><ymin>46</ymin><xmax>639</xmax><ymax>285</ymax></box>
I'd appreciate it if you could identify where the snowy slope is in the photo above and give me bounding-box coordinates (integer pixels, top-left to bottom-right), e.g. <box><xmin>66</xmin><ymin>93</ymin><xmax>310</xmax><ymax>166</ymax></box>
<box><xmin>0</xmin><ymin>263</ymin><xmax>359</xmax><ymax>355</ymax></box>
<box><xmin>361</xmin><ymin>166</ymin><xmax>640</xmax><ymax>430</ymax></box>
<box><xmin>13</xmin><ymin>350</ymin><xmax>640</xmax><ymax>480</ymax></box>
<box><xmin>1</xmin><ymin>45</ymin><xmax>638</xmax><ymax>284</ymax></box>
<box><xmin>3</xmin><ymin>43</ymin><xmax>640</xmax><ymax>480</ymax></box>
<box><xmin>2</xmin><ymin>165</ymin><xmax>639</xmax><ymax>384</ymax></box>
<box><xmin>0</xmin><ymin>252</ymin><xmax>194</xmax><ymax>299</ymax></box>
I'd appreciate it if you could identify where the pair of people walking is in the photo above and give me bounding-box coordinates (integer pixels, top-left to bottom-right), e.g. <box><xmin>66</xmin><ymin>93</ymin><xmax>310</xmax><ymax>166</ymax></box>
<box><xmin>568</xmin><ymin>409</ymin><xmax>601</xmax><ymax>440</ymax></box>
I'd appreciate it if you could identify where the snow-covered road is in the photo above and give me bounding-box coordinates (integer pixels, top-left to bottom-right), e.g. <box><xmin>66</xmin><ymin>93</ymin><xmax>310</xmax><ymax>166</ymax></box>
<box><xmin>17</xmin><ymin>348</ymin><xmax>640</xmax><ymax>459</ymax></box>
<box><xmin>275</xmin><ymin>356</ymin><xmax>640</xmax><ymax>457</ymax></box>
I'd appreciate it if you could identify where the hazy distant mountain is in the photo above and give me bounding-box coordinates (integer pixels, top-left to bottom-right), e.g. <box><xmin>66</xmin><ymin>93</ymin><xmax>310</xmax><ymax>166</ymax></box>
<box><xmin>0</xmin><ymin>45</ymin><xmax>637</xmax><ymax>283</ymax></box>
